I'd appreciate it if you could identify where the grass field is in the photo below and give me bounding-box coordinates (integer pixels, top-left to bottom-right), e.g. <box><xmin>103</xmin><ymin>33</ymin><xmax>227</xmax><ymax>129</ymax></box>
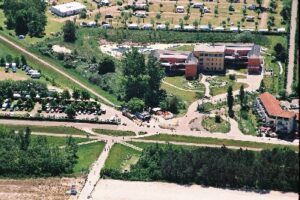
<box><xmin>138</xmin><ymin>134</ymin><xmax>299</xmax><ymax>151</ymax></box>
<box><xmin>0</xmin><ymin>125</ymin><xmax>88</xmax><ymax>135</ymax></box>
<box><xmin>104</xmin><ymin>144</ymin><xmax>141</xmax><ymax>170</ymax></box>
<box><xmin>73</xmin><ymin>141</ymin><xmax>105</xmax><ymax>174</ymax></box>
<box><xmin>92</xmin><ymin>129</ymin><xmax>136</xmax><ymax>136</ymax></box>
<box><xmin>31</xmin><ymin>135</ymin><xmax>92</xmax><ymax>147</ymax></box>
<box><xmin>129</xmin><ymin>141</ymin><xmax>197</xmax><ymax>150</ymax></box>
<box><xmin>202</xmin><ymin>116</ymin><xmax>230</xmax><ymax>133</ymax></box>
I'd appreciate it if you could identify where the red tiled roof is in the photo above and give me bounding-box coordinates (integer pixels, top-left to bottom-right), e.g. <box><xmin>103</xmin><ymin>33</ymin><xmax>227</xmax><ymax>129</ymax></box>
<box><xmin>259</xmin><ymin>92</ymin><xmax>296</xmax><ymax>119</ymax></box>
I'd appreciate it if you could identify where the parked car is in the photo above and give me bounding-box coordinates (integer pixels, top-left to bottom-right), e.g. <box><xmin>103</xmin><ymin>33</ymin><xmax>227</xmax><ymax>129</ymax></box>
<box><xmin>105</xmin><ymin>14</ymin><xmax>113</xmax><ymax>19</ymax></box>
<box><xmin>176</xmin><ymin>6</ymin><xmax>184</xmax><ymax>13</ymax></box>
<box><xmin>102</xmin><ymin>23</ymin><xmax>112</xmax><ymax>29</ymax></box>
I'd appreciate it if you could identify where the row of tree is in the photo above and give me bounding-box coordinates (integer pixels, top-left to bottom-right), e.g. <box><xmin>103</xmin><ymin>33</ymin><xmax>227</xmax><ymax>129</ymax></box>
<box><xmin>0</xmin><ymin>80</ymin><xmax>48</xmax><ymax>99</ymax></box>
<box><xmin>102</xmin><ymin>145</ymin><xmax>299</xmax><ymax>192</ymax></box>
<box><xmin>0</xmin><ymin>127</ymin><xmax>78</xmax><ymax>176</ymax></box>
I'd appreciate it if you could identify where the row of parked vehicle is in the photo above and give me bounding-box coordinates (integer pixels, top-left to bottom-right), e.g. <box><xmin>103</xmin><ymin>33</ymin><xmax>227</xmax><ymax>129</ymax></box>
<box><xmin>1</xmin><ymin>99</ymin><xmax>33</xmax><ymax>112</ymax></box>
<box><xmin>3</xmin><ymin>62</ymin><xmax>41</xmax><ymax>78</ymax></box>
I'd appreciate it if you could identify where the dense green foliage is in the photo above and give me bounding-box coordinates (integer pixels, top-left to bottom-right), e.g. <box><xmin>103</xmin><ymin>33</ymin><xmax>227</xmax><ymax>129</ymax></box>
<box><xmin>3</xmin><ymin>0</ymin><xmax>47</xmax><ymax>37</ymax></box>
<box><xmin>63</xmin><ymin>20</ymin><xmax>77</xmax><ymax>43</ymax></box>
<box><xmin>0</xmin><ymin>127</ymin><xmax>78</xmax><ymax>177</ymax></box>
<box><xmin>0</xmin><ymin>80</ymin><xmax>48</xmax><ymax>99</ymax></box>
<box><xmin>102</xmin><ymin>145</ymin><xmax>299</xmax><ymax>192</ymax></box>
<box><xmin>98</xmin><ymin>57</ymin><xmax>115</xmax><ymax>74</ymax></box>
<box><xmin>122</xmin><ymin>48</ymin><xmax>165</xmax><ymax>107</ymax></box>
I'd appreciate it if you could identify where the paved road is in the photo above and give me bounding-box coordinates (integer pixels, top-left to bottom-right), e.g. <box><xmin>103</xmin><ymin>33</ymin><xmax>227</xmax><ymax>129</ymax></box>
<box><xmin>78</xmin><ymin>140</ymin><xmax>113</xmax><ymax>200</ymax></box>
<box><xmin>0</xmin><ymin>34</ymin><xmax>116</xmax><ymax>107</ymax></box>
<box><xmin>1</xmin><ymin>119</ymin><xmax>298</xmax><ymax>146</ymax></box>
<box><xmin>286</xmin><ymin>0</ymin><xmax>298</xmax><ymax>94</ymax></box>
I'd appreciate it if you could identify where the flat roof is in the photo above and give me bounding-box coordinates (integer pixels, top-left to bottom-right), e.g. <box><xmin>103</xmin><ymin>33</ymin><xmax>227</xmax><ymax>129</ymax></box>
<box><xmin>194</xmin><ymin>44</ymin><xmax>225</xmax><ymax>52</ymax></box>
<box><xmin>52</xmin><ymin>2</ymin><xmax>86</xmax><ymax>13</ymax></box>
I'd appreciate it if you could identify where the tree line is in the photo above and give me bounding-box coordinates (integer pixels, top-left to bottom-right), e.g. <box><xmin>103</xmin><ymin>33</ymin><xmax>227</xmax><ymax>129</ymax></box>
<box><xmin>0</xmin><ymin>127</ymin><xmax>78</xmax><ymax>177</ymax></box>
<box><xmin>101</xmin><ymin>145</ymin><xmax>299</xmax><ymax>192</ymax></box>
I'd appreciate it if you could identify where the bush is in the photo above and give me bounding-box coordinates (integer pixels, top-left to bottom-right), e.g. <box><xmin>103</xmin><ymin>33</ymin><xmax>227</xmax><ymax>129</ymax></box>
<box><xmin>229</xmin><ymin>74</ymin><xmax>236</xmax><ymax>80</ymax></box>
<box><xmin>215</xmin><ymin>115</ymin><xmax>221</xmax><ymax>123</ymax></box>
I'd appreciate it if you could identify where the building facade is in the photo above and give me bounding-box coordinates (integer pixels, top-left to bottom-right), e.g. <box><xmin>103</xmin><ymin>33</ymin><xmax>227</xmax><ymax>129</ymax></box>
<box><xmin>193</xmin><ymin>44</ymin><xmax>225</xmax><ymax>72</ymax></box>
<box><xmin>256</xmin><ymin>92</ymin><xmax>297</xmax><ymax>134</ymax></box>
<box><xmin>152</xmin><ymin>50</ymin><xmax>198</xmax><ymax>79</ymax></box>
<box><xmin>194</xmin><ymin>43</ymin><xmax>262</xmax><ymax>74</ymax></box>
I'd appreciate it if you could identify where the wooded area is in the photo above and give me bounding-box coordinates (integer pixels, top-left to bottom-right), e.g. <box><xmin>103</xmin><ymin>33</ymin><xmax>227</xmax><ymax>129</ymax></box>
<box><xmin>101</xmin><ymin>144</ymin><xmax>299</xmax><ymax>192</ymax></box>
<box><xmin>0</xmin><ymin>127</ymin><xmax>78</xmax><ymax>177</ymax></box>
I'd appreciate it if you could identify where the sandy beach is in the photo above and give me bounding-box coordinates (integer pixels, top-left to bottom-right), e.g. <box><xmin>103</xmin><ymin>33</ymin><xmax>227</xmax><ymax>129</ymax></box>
<box><xmin>92</xmin><ymin>179</ymin><xmax>298</xmax><ymax>200</ymax></box>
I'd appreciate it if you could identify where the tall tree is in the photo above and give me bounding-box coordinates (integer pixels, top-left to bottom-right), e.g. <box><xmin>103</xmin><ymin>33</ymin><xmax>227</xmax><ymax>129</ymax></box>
<box><xmin>65</xmin><ymin>136</ymin><xmax>78</xmax><ymax>172</ymax></box>
<box><xmin>239</xmin><ymin>85</ymin><xmax>245</xmax><ymax>109</ymax></box>
<box><xmin>62</xmin><ymin>20</ymin><xmax>76</xmax><ymax>42</ymax></box>
<box><xmin>144</xmin><ymin>55</ymin><xmax>165</xmax><ymax>107</ymax></box>
<box><xmin>65</xmin><ymin>105</ymin><xmax>76</xmax><ymax>119</ymax></box>
<box><xmin>122</xmin><ymin>48</ymin><xmax>149</xmax><ymax>101</ymax></box>
<box><xmin>98</xmin><ymin>57</ymin><xmax>115</xmax><ymax>74</ymax></box>
<box><xmin>72</xmin><ymin>89</ymin><xmax>81</xmax><ymax>100</ymax></box>
<box><xmin>61</xmin><ymin>90</ymin><xmax>71</xmax><ymax>100</ymax></box>
<box><xmin>227</xmin><ymin>85</ymin><xmax>234</xmax><ymax>117</ymax></box>
<box><xmin>259</xmin><ymin>80</ymin><xmax>265</xmax><ymax>93</ymax></box>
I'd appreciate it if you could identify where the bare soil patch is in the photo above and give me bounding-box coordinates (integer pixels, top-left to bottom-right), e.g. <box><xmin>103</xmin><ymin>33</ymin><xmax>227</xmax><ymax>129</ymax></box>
<box><xmin>0</xmin><ymin>177</ymin><xmax>84</xmax><ymax>200</ymax></box>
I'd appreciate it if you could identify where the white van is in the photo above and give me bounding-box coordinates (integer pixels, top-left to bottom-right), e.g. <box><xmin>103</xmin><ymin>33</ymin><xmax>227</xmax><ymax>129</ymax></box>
<box><xmin>31</xmin><ymin>72</ymin><xmax>41</xmax><ymax>79</ymax></box>
<box><xmin>176</xmin><ymin>6</ymin><xmax>184</xmax><ymax>13</ymax></box>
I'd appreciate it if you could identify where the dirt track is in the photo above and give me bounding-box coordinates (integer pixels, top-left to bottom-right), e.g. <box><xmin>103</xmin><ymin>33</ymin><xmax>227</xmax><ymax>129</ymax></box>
<box><xmin>0</xmin><ymin>177</ymin><xmax>84</xmax><ymax>200</ymax></box>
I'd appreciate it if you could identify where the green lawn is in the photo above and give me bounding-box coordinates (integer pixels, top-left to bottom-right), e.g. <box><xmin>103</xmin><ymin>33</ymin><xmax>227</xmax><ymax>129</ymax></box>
<box><xmin>161</xmin><ymin>82</ymin><xmax>204</xmax><ymax>105</ymax></box>
<box><xmin>129</xmin><ymin>141</ymin><xmax>197</xmax><ymax>150</ymax></box>
<box><xmin>138</xmin><ymin>134</ymin><xmax>299</xmax><ymax>151</ymax></box>
<box><xmin>164</xmin><ymin>76</ymin><xmax>205</xmax><ymax>91</ymax></box>
<box><xmin>92</xmin><ymin>129</ymin><xmax>136</xmax><ymax>136</ymax></box>
<box><xmin>31</xmin><ymin>135</ymin><xmax>92</xmax><ymax>147</ymax></box>
<box><xmin>237</xmin><ymin>109</ymin><xmax>258</xmax><ymax>136</ymax></box>
<box><xmin>202</xmin><ymin>116</ymin><xmax>230</xmax><ymax>133</ymax></box>
<box><xmin>73</xmin><ymin>141</ymin><xmax>106</xmax><ymax>174</ymax></box>
<box><xmin>104</xmin><ymin>143</ymin><xmax>141</xmax><ymax>170</ymax></box>
<box><xmin>209</xmin><ymin>75</ymin><xmax>248</xmax><ymax>96</ymax></box>
<box><xmin>0</xmin><ymin>125</ymin><xmax>88</xmax><ymax>135</ymax></box>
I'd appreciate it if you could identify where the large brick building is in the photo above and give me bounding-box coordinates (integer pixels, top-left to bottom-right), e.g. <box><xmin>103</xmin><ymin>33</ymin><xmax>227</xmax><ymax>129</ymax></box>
<box><xmin>153</xmin><ymin>43</ymin><xmax>262</xmax><ymax>80</ymax></box>
<box><xmin>193</xmin><ymin>43</ymin><xmax>262</xmax><ymax>74</ymax></box>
